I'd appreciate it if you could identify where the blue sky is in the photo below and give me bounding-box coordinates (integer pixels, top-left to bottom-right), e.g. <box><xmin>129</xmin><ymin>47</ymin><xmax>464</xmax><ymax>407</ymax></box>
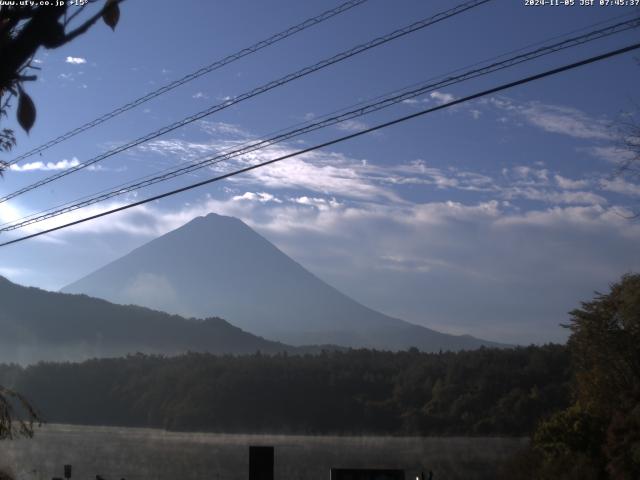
<box><xmin>1</xmin><ymin>0</ymin><xmax>639</xmax><ymax>344</ymax></box>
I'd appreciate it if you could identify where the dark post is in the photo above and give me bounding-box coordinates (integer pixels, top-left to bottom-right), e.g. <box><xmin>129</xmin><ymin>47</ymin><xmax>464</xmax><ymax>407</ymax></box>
<box><xmin>330</xmin><ymin>469</ymin><xmax>405</xmax><ymax>480</ymax></box>
<box><xmin>249</xmin><ymin>446</ymin><xmax>274</xmax><ymax>480</ymax></box>
<box><xmin>63</xmin><ymin>466</ymin><xmax>72</xmax><ymax>479</ymax></box>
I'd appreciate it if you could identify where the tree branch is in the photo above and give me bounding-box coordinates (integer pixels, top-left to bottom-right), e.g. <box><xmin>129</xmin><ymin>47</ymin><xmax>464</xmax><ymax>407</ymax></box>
<box><xmin>60</xmin><ymin>0</ymin><xmax>126</xmax><ymax>45</ymax></box>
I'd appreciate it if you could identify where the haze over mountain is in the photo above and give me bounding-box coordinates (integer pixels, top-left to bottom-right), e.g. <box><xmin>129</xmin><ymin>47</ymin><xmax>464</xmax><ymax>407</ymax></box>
<box><xmin>63</xmin><ymin>213</ymin><xmax>505</xmax><ymax>351</ymax></box>
<box><xmin>0</xmin><ymin>276</ymin><xmax>292</xmax><ymax>364</ymax></box>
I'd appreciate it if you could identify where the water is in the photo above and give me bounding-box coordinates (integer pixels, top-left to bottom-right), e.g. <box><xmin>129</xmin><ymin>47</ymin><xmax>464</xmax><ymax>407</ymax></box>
<box><xmin>0</xmin><ymin>425</ymin><xmax>527</xmax><ymax>480</ymax></box>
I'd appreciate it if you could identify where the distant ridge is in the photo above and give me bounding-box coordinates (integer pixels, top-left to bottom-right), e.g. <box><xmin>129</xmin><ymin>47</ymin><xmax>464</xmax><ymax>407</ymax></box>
<box><xmin>0</xmin><ymin>275</ymin><xmax>295</xmax><ymax>364</ymax></box>
<box><xmin>63</xmin><ymin>213</ymin><xmax>507</xmax><ymax>351</ymax></box>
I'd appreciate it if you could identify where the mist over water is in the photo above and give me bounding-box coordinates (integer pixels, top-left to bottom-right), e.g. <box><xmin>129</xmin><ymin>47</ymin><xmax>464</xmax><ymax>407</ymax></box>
<box><xmin>0</xmin><ymin>425</ymin><xmax>527</xmax><ymax>480</ymax></box>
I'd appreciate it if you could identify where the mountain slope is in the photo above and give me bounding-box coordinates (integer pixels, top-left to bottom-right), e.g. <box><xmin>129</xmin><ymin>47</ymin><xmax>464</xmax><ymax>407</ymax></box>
<box><xmin>63</xmin><ymin>213</ymin><xmax>505</xmax><ymax>351</ymax></box>
<box><xmin>0</xmin><ymin>276</ymin><xmax>292</xmax><ymax>364</ymax></box>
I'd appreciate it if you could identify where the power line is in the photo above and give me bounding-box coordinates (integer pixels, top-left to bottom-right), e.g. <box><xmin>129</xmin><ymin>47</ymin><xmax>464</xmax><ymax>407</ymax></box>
<box><xmin>0</xmin><ymin>0</ymin><xmax>493</xmax><ymax>204</ymax></box>
<box><xmin>2</xmin><ymin>41</ymin><xmax>638</xmax><ymax>248</ymax></box>
<box><xmin>6</xmin><ymin>8</ymin><xmax>634</xmax><ymax>230</ymax></box>
<box><xmin>3</xmin><ymin>16</ymin><xmax>638</xmax><ymax>233</ymax></box>
<box><xmin>5</xmin><ymin>0</ymin><xmax>369</xmax><ymax>166</ymax></box>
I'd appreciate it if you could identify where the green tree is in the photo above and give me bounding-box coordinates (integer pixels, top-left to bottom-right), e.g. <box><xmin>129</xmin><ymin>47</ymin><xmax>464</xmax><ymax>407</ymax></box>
<box><xmin>0</xmin><ymin>0</ymin><xmax>123</xmax><ymax>170</ymax></box>
<box><xmin>0</xmin><ymin>385</ymin><xmax>39</xmax><ymax>439</ymax></box>
<box><xmin>533</xmin><ymin>274</ymin><xmax>640</xmax><ymax>478</ymax></box>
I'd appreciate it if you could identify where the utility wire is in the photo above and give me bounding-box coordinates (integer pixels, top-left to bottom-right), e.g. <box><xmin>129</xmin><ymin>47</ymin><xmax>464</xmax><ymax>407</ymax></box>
<box><xmin>5</xmin><ymin>8</ymin><xmax>634</xmax><ymax>231</ymax></box>
<box><xmin>2</xmin><ymin>16</ymin><xmax>638</xmax><ymax>232</ymax></box>
<box><xmin>5</xmin><ymin>0</ymin><xmax>369</xmax><ymax>166</ymax></box>
<box><xmin>0</xmin><ymin>0</ymin><xmax>492</xmax><ymax>204</ymax></box>
<box><xmin>2</xmin><ymin>41</ymin><xmax>638</xmax><ymax>248</ymax></box>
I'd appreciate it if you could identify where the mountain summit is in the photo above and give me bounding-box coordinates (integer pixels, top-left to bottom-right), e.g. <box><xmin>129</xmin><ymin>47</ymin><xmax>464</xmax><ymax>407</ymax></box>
<box><xmin>63</xmin><ymin>213</ymin><xmax>504</xmax><ymax>351</ymax></box>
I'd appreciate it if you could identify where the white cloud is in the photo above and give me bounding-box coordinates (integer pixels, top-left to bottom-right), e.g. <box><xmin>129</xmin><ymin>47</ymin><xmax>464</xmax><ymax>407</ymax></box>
<box><xmin>490</xmin><ymin>97</ymin><xmax>612</xmax><ymax>140</ymax></box>
<box><xmin>335</xmin><ymin>119</ymin><xmax>368</xmax><ymax>132</ymax></box>
<box><xmin>505</xmin><ymin>187</ymin><xmax>606</xmax><ymax>206</ymax></box>
<box><xmin>0</xmin><ymin>200</ymin><xmax>154</xmax><ymax>243</ymax></box>
<box><xmin>587</xmin><ymin>146</ymin><xmax>635</xmax><ymax>164</ymax></box>
<box><xmin>522</xmin><ymin>104</ymin><xmax>611</xmax><ymax>140</ymax></box>
<box><xmin>498</xmin><ymin>168</ymin><xmax>603</xmax><ymax>205</ymax></box>
<box><xmin>192</xmin><ymin>92</ymin><xmax>209</xmax><ymax>100</ymax></box>
<box><xmin>430</xmin><ymin>91</ymin><xmax>455</xmax><ymax>105</ymax></box>
<box><xmin>198</xmin><ymin>121</ymin><xmax>249</xmax><ymax>138</ymax></box>
<box><xmin>129</xmin><ymin>122</ymin><xmax>636</xmax><ymax>214</ymax></box>
<box><xmin>226</xmin><ymin>145</ymin><xmax>400</xmax><ymax>202</ymax></box>
<box><xmin>293</xmin><ymin>196</ymin><xmax>341</xmax><ymax>210</ymax></box>
<box><xmin>383</xmin><ymin>161</ymin><xmax>496</xmax><ymax>192</ymax></box>
<box><xmin>600</xmin><ymin>177</ymin><xmax>640</xmax><ymax>197</ymax></box>
<box><xmin>131</xmin><ymin>134</ymin><xmax>397</xmax><ymax>201</ymax></box>
<box><xmin>510</xmin><ymin>166</ymin><xmax>549</xmax><ymax>184</ymax></box>
<box><xmin>410</xmin><ymin>200</ymin><xmax>501</xmax><ymax>225</ymax></box>
<box><xmin>10</xmin><ymin>158</ymin><xmax>80</xmax><ymax>172</ymax></box>
<box><xmin>135</xmin><ymin>139</ymin><xmax>218</xmax><ymax>162</ymax></box>
<box><xmin>0</xmin><ymin>267</ymin><xmax>30</xmax><ymax>279</ymax></box>
<box><xmin>555</xmin><ymin>175</ymin><xmax>589</xmax><ymax>190</ymax></box>
<box><xmin>65</xmin><ymin>56</ymin><xmax>86</xmax><ymax>65</ymax></box>
<box><xmin>232</xmin><ymin>191</ymin><xmax>282</xmax><ymax>203</ymax></box>
<box><xmin>495</xmin><ymin>204</ymin><xmax>628</xmax><ymax>230</ymax></box>
<box><xmin>378</xmin><ymin>254</ymin><xmax>434</xmax><ymax>274</ymax></box>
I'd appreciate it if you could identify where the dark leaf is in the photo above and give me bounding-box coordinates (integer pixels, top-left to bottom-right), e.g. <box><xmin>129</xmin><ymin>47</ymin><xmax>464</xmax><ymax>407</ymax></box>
<box><xmin>102</xmin><ymin>0</ymin><xmax>120</xmax><ymax>31</ymax></box>
<box><xmin>17</xmin><ymin>89</ymin><xmax>36</xmax><ymax>133</ymax></box>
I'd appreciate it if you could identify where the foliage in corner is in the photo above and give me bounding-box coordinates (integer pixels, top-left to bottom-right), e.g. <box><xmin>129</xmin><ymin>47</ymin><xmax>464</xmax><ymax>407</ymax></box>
<box><xmin>0</xmin><ymin>385</ymin><xmax>40</xmax><ymax>440</ymax></box>
<box><xmin>531</xmin><ymin>273</ymin><xmax>640</xmax><ymax>479</ymax></box>
<box><xmin>0</xmin><ymin>0</ymin><xmax>123</xmax><ymax>168</ymax></box>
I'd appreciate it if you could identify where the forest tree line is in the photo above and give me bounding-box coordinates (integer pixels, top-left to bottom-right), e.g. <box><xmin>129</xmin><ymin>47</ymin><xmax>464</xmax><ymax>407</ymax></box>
<box><xmin>0</xmin><ymin>344</ymin><xmax>570</xmax><ymax>436</ymax></box>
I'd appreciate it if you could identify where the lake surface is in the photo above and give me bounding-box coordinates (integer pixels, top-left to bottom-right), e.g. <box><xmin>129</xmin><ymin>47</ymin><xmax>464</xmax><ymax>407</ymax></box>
<box><xmin>0</xmin><ymin>425</ymin><xmax>527</xmax><ymax>480</ymax></box>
